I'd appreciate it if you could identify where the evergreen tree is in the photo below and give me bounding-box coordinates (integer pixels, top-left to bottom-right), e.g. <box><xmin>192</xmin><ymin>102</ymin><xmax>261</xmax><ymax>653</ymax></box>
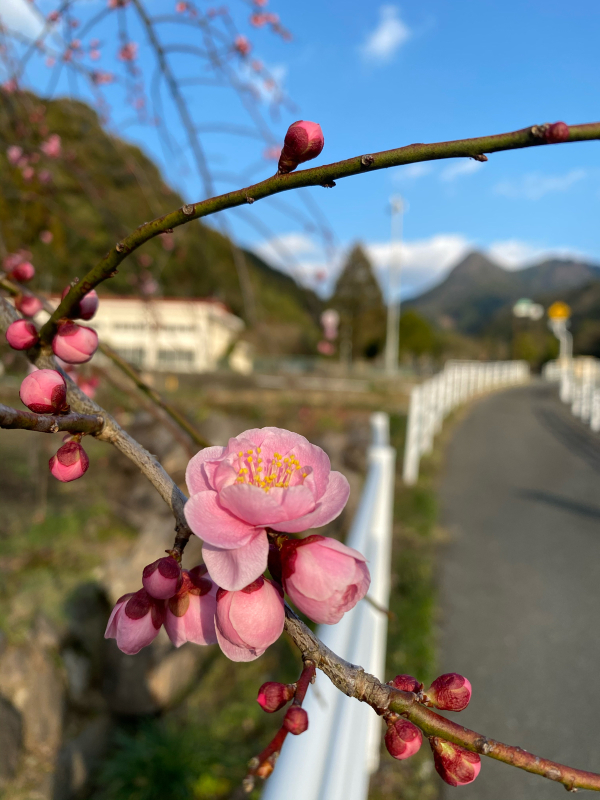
<box><xmin>331</xmin><ymin>244</ymin><xmax>386</xmax><ymax>359</ymax></box>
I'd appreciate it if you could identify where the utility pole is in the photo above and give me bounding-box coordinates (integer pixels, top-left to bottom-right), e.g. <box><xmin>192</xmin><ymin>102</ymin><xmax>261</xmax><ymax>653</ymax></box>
<box><xmin>385</xmin><ymin>196</ymin><xmax>404</xmax><ymax>375</ymax></box>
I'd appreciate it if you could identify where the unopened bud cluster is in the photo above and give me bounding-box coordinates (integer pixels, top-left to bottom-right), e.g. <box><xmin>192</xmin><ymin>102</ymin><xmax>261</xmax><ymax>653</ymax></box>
<box><xmin>385</xmin><ymin>670</ymin><xmax>479</xmax><ymax>785</ymax></box>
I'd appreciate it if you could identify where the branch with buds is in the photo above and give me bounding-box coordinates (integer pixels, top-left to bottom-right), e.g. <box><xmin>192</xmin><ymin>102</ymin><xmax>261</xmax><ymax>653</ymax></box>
<box><xmin>0</xmin><ymin>403</ymin><xmax>104</xmax><ymax>435</ymax></box>
<box><xmin>38</xmin><ymin>119</ymin><xmax>600</xmax><ymax>343</ymax></box>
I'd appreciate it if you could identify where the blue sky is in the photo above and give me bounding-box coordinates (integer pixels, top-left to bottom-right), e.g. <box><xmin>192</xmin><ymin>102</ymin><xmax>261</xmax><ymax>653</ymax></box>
<box><xmin>2</xmin><ymin>0</ymin><xmax>600</xmax><ymax>299</ymax></box>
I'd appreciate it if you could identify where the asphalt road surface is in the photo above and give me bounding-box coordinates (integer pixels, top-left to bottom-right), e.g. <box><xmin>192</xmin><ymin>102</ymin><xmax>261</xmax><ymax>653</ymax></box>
<box><xmin>438</xmin><ymin>382</ymin><xmax>600</xmax><ymax>799</ymax></box>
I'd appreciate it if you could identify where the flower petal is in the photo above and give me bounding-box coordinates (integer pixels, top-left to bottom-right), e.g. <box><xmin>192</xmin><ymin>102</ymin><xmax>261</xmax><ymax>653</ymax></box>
<box><xmin>269</xmin><ymin>471</ymin><xmax>350</xmax><ymax>533</ymax></box>
<box><xmin>186</xmin><ymin>446</ymin><xmax>226</xmax><ymax>494</ymax></box>
<box><xmin>184</xmin><ymin>491</ymin><xmax>256</xmax><ymax>549</ymax></box>
<box><xmin>219</xmin><ymin>483</ymin><xmax>290</xmax><ymax>526</ymax></box>
<box><xmin>215</xmin><ymin>625</ymin><xmax>265</xmax><ymax>662</ymax></box>
<box><xmin>202</xmin><ymin>531</ymin><xmax>268</xmax><ymax>591</ymax></box>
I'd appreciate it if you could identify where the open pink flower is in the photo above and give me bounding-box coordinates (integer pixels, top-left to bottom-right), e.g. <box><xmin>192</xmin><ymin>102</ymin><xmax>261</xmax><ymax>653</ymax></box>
<box><xmin>104</xmin><ymin>589</ymin><xmax>166</xmax><ymax>655</ymax></box>
<box><xmin>164</xmin><ymin>565</ymin><xmax>218</xmax><ymax>648</ymax></box>
<box><xmin>184</xmin><ymin>427</ymin><xmax>350</xmax><ymax>591</ymax></box>
<box><xmin>215</xmin><ymin>577</ymin><xmax>284</xmax><ymax>662</ymax></box>
<box><xmin>281</xmin><ymin>535</ymin><xmax>370</xmax><ymax>624</ymax></box>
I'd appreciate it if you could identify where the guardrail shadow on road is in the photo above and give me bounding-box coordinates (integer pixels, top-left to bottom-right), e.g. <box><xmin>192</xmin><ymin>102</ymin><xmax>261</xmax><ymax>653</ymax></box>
<box><xmin>517</xmin><ymin>489</ymin><xmax>600</xmax><ymax>522</ymax></box>
<box><xmin>533</xmin><ymin>399</ymin><xmax>600</xmax><ymax>475</ymax></box>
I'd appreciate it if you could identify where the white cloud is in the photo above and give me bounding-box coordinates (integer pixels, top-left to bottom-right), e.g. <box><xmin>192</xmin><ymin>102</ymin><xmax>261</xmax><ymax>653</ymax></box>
<box><xmin>440</xmin><ymin>159</ymin><xmax>484</xmax><ymax>182</ymax></box>
<box><xmin>494</xmin><ymin>169</ymin><xmax>587</xmax><ymax>201</ymax></box>
<box><xmin>0</xmin><ymin>0</ymin><xmax>44</xmax><ymax>37</ymax></box>
<box><xmin>393</xmin><ymin>162</ymin><xmax>433</xmax><ymax>182</ymax></box>
<box><xmin>360</xmin><ymin>6</ymin><xmax>411</xmax><ymax>64</ymax></box>
<box><xmin>487</xmin><ymin>239</ymin><xmax>588</xmax><ymax>270</ymax></box>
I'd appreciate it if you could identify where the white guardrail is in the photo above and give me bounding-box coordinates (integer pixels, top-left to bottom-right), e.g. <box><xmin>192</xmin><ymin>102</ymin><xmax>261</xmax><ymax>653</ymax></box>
<box><xmin>543</xmin><ymin>357</ymin><xmax>600</xmax><ymax>431</ymax></box>
<box><xmin>402</xmin><ymin>360</ymin><xmax>530</xmax><ymax>485</ymax></box>
<box><xmin>262</xmin><ymin>413</ymin><xmax>396</xmax><ymax>800</ymax></box>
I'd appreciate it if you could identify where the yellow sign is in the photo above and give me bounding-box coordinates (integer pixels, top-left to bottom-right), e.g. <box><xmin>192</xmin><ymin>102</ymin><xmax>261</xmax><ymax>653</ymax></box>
<box><xmin>548</xmin><ymin>301</ymin><xmax>571</xmax><ymax>320</ymax></box>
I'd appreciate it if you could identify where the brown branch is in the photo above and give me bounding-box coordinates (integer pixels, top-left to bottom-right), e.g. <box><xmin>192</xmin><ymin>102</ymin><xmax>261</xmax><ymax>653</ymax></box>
<box><xmin>0</xmin><ymin>276</ymin><xmax>210</xmax><ymax>452</ymax></box>
<box><xmin>0</xmin><ymin>296</ymin><xmax>192</xmax><ymax>546</ymax></box>
<box><xmin>283</xmin><ymin>606</ymin><xmax>600</xmax><ymax>792</ymax></box>
<box><xmin>0</xmin><ymin>403</ymin><xmax>104</xmax><ymax>434</ymax></box>
<box><xmin>38</xmin><ymin>120</ymin><xmax>600</xmax><ymax>344</ymax></box>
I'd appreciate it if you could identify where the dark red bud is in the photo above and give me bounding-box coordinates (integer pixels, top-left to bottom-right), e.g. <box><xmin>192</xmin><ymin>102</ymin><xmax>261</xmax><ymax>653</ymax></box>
<box><xmin>545</xmin><ymin>121</ymin><xmax>569</xmax><ymax>143</ymax></box>
<box><xmin>424</xmin><ymin>673</ymin><xmax>472</xmax><ymax>712</ymax></box>
<box><xmin>390</xmin><ymin>674</ymin><xmax>422</xmax><ymax>693</ymax></box>
<box><xmin>267</xmin><ymin>542</ymin><xmax>283</xmax><ymax>584</ymax></box>
<box><xmin>283</xmin><ymin>705</ymin><xmax>308</xmax><ymax>735</ymax></box>
<box><xmin>384</xmin><ymin>718</ymin><xmax>422</xmax><ymax>760</ymax></box>
<box><xmin>429</xmin><ymin>737</ymin><xmax>481</xmax><ymax>786</ymax></box>
<box><xmin>257</xmin><ymin>681</ymin><xmax>295</xmax><ymax>713</ymax></box>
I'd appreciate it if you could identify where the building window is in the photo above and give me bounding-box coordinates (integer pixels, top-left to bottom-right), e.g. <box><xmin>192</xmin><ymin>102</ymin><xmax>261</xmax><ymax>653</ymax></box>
<box><xmin>161</xmin><ymin>324</ymin><xmax>196</xmax><ymax>332</ymax></box>
<box><xmin>114</xmin><ymin>348</ymin><xmax>145</xmax><ymax>367</ymax></box>
<box><xmin>157</xmin><ymin>350</ymin><xmax>195</xmax><ymax>368</ymax></box>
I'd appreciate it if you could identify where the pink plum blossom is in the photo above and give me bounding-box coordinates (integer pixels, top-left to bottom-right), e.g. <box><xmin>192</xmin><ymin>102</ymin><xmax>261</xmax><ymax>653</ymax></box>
<box><xmin>61</xmin><ymin>285</ymin><xmax>99</xmax><ymax>320</ymax></box>
<box><xmin>7</xmin><ymin>145</ymin><xmax>23</xmax><ymax>165</ymax></box>
<box><xmin>52</xmin><ymin>321</ymin><xmax>98</xmax><ymax>364</ymax></box>
<box><xmin>40</xmin><ymin>230</ymin><xmax>54</xmax><ymax>244</ymax></box>
<box><xmin>277</xmin><ymin>120</ymin><xmax>324</xmax><ymax>174</ymax></box>
<box><xmin>164</xmin><ymin>565</ymin><xmax>218</xmax><ymax>648</ymax></box>
<box><xmin>281</xmin><ymin>535</ymin><xmax>370</xmax><ymax>624</ymax></box>
<box><xmin>20</xmin><ymin>369</ymin><xmax>67</xmax><ymax>414</ymax></box>
<box><xmin>184</xmin><ymin>427</ymin><xmax>350</xmax><ymax>590</ymax></box>
<box><xmin>6</xmin><ymin>319</ymin><xmax>39</xmax><ymax>350</ymax></box>
<box><xmin>104</xmin><ymin>589</ymin><xmax>166</xmax><ymax>655</ymax></box>
<box><xmin>41</xmin><ymin>134</ymin><xmax>61</xmax><ymax>158</ymax></box>
<box><xmin>118</xmin><ymin>42</ymin><xmax>138</xmax><ymax>62</ymax></box>
<box><xmin>234</xmin><ymin>35</ymin><xmax>251</xmax><ymax>56</ymax></box>
<box><xmin>215</xmin><ymin>576</ymin><xmax>284</xmax><ymax>662</ymax></box>
<box><xmin>9</xmin><ymin>261</ymin><xmax>35</xmax><ymax>282</ymax></box>
<box><xmin>142</xmin><ymin>555</ymin><xmax>182</xmax><ymax>599</ymax></box>
<box><xmin>49</xmin><ymin>441</ymin><xmax>89</xmax><ymax>482</ymax></box>
<box><xmin>429</xmin><ymin>738</ymin><xmax>481</xmax><ymax>786</ymax></box>
<box><xmin>15</xmin><ymin>295</ymin><xmax>42</xmax><ymax>317</ymax></box>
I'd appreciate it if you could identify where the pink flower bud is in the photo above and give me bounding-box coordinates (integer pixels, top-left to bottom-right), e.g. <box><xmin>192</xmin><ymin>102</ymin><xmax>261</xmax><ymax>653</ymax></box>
<box><xmin>281</xmin><ymin>535</ymin><xmax>370</xmax><ymax>625</ymax></box>
<box><xmin>10</xmin><ymin>261</ymin><xmax>35</xmax><ymax>282</ymax></box>
<box><xmin>164</xmin><ymin>565</ymin><xmax>218</xmax><ymax>647</ymax></box>
<box><xmin>20</xmin><ymin>369</ymin><xmax>67</xmax><ymax>414</ymax></box>
<box><xmin>142</xmin><ymin>556</ymin><xmax>182</xmax><ymax>599</ymax></box>
<box><xmin>61</xmin><ymin>285</ymin><xmax>99</xmax><ymax>320</ymax></box>
<box><xmin>257</xmin><ymin>681</ymin><xmax>295</xmax><ymax>713</ymax></box>
<box><xmin>215</xmin><ymin>577</ymin><xmax>284</xmax><ymax>662</ymax></box>
<box><xmin>40</xmin><ymin>230</ymin><xmax>54</xmax><ymax>245</ymax></box>
<box><xmin>384</xmin><ymin>718</ymin><xmax>423</xmax><ymax>760</ymax></box>
<box><xmin>429</xmin><ymin>738</ymin><xmax>481</xmax><ymax>786</ymax></box>
<box><xmin>52</xmin><ymin>321</ymin><xmax>98</xmax><ymax>364</ymax></box>
<box><xmin>277</xmin><ymin>120</ymin><xmax>324</xmax><ymax>174</ymax></box>
<box><xmin>545</xmin><ymin>121</ymin><xmax>569</xmax><ymax>144</ymax></box>
<box><xmin>41</xmin><ymin>134</ymin><xmax>61</xmax><ymax>158</ymax></box>
<box><xmin>104</xmin><ymin>588</ymin><xmax>166</xmax><ymax>655</ymax></box>
<box><xmin>15</xmin><ymin>294</ymin><xmax>43</xmax><ymax>317</ymax></box>
<box><xmin>424</xmin><ymin>673</ymin><xmax>472</xmax><ymax>712</ymax></box>
<box><xmin>283</xmin><ymin>706</ymin><xmax>308</xmax><ymax>735</ymax></box>
<box><xmin>6</xmin><ymin>319</ymin><xmax>39</xmax><ymax>350</ymax></box>
<box><xmin>49</xmin><ymin>441</ymin><xmax>89</xmax><ymax>482</ymax></box>
<box><xmin>7</xmin><ymin>145</ymin><xmax>23</xmax><ymax>165</ymax></box>
<box><xmin>390</xmin><ymin>674</ymin><xmax>422</xmax><ymax>693</ymax></box>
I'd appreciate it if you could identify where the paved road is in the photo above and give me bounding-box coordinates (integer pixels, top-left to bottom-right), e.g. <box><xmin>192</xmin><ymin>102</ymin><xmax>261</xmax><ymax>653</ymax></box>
<box><xmin>439</xmin><ymin>382</ymin><xmax>600</xmax><ymax>799</ymax></box>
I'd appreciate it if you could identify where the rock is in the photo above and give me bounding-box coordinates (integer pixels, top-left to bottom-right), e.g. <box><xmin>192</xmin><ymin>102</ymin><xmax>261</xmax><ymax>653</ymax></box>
<box><xmin>0</xmin><ymin>696</ymin><xmax>23</xmax><ymax>787</ymax></box>
<box><xmin>147</xmin><ymin>644</ymin><xmax>206</xmax><ymax>707</ymax></box>
<box><xmin>53</xmin><ymin>716</ymin><xmax>111</xmax><ymax>800</ymax></box>
<box><xmin>0</xmin><ymin>645</ymin><xmax>64</xmax><ymax>757</ymax></box>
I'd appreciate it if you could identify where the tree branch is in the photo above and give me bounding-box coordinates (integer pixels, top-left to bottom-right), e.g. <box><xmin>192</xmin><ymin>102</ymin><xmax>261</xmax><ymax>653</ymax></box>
<box><xmin>0</xmin><ymin>403</ymin><xmax>104</xmax><ymax>434</ymax></box>
<box><xmin>283</xmin><ymin>606</ymin><xmax>600</xmax><ymax>792</ymax></box>
<box><xmin>0</xmin><ymin>296</ymin><xmax>192</xmax><ymax>546</ymax></box>
<box><xmin>38</xmin><ymin>120</ymin><xmax>600</xmax><ymax>344</ymax></box>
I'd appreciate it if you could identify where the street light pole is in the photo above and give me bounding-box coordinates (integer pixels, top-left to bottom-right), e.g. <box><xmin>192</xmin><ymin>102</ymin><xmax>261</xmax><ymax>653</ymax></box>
<box><xmin>385</xmin><ymin>196</ymin><xmax>404</xmax><ymax>375</ymax></box>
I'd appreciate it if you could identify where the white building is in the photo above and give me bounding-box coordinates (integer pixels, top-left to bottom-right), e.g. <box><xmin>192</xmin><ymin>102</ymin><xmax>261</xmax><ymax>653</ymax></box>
<box><xmin>49</xmin><ymin>296</ymin><xmax>245</xmax><ymax>374</ymax></box>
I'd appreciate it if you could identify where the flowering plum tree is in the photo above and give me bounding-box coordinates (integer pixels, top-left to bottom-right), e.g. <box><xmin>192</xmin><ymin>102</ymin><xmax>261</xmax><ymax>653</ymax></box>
<box><xmin>2</xmin><ymin>2</ymin><xmax>600</xmax><ymax>794</ymax></box>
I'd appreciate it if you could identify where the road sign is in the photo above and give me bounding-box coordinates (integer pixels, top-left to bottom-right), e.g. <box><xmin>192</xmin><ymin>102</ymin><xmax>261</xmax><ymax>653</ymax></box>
<box><xmin>548</xmin><ymin>301</ymin><xmax>571</xmax><ymax>320</ymax></box>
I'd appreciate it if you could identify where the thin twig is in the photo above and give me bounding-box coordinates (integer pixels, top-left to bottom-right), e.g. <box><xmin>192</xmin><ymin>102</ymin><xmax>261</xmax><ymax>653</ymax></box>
<box><xmin>39</xmin><ymin>120</ymin><xmax>600</xmax><ymax>344</ymax></box>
